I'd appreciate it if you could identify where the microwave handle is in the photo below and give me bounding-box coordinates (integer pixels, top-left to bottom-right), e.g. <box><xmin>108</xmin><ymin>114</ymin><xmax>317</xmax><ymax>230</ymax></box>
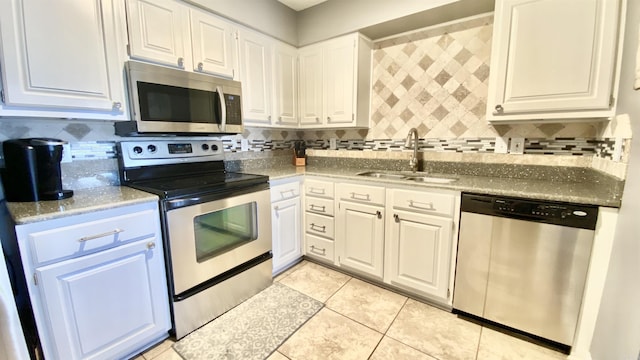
<box><xmin>216</xmin><ymin>86</ymin><xmax>226</xmax><ymax>132</ymax></box>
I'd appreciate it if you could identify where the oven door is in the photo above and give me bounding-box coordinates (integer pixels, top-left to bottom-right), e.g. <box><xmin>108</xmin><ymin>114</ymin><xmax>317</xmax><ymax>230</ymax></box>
<box><xmin>166</xmin><ymin>188</ymin><xmax>271</xmax><ymax>295</ymax></box>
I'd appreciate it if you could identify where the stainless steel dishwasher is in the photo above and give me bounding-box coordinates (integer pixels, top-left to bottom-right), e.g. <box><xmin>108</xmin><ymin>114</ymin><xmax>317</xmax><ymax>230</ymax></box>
<box><xmin>453</xmin><ymin>193</ymin><xmax>598</xmax><ymax>350</ymax></box>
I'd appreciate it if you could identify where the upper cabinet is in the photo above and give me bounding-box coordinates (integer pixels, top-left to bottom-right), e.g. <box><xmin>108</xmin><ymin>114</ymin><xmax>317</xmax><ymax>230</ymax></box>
<box><xmin>273</xmin><ymin>43</ymin><xmax>299</xmax><ymax>127</ymax></box>
<box><xmin>0</xmin><ymin>0</ymin><xmax>128</xmax><ymax>120</ymax></box>
<box><xmin>237</xmin><ymin>29</ymin><xmax>273</xmax><ymax>125</ymax></box>
<box><xmin>486</xmin><ymin>0</ymin><xmax>623</xmax><ymax>122</ymax></box>
<box><xmin>126</xmin><ymin>0</ymin><xmax>237</xmax><ymax>78</ymax></box>
<box><xmin>299</xmin><ymin>33</ymin><xmax>372</xmax><ymax>129</ymax></box>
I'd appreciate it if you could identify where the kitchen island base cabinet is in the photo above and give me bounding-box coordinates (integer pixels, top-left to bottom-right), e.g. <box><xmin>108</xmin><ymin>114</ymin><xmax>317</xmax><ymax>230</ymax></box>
<box><xmin>16</xmin><ymin>202</ymin><xmax>171</xmax><ymax>360</ymax></box>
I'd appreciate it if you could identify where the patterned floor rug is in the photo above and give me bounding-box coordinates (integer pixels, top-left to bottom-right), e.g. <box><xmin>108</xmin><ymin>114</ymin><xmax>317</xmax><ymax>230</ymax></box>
<box><xmin>173</xmin><ymin>282</ymin><xmax>323</xmax><ymax>360</ymax></box>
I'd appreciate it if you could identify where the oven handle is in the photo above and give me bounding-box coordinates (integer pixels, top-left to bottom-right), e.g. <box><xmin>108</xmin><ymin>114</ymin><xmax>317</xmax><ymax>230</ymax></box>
<box><xmin>217</xmin><ymin>85</ymin><xmax>226</xmax><ymax>132</ymax></box>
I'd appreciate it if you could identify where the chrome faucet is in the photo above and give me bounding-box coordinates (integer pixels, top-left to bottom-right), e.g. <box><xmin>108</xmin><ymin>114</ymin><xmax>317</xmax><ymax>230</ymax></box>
<box><xmin>404</xmin><ymin>128</ymin><xmax>419</xmax><ymax>172</ymax></box>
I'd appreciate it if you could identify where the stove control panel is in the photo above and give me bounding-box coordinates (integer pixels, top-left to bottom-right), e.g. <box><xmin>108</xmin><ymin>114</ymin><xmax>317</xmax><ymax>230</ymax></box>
<box><xmin>118</xmin><ymin>140</ymin><xmax>225</xmax><ymax>167</ymax></box>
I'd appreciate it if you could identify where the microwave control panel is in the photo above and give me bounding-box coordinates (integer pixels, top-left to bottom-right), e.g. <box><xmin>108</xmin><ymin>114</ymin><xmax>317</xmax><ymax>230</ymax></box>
<box><xmin>224</xmin><ymin>94</ymin><xmax>242</xmax><ymax>125</ymax></box>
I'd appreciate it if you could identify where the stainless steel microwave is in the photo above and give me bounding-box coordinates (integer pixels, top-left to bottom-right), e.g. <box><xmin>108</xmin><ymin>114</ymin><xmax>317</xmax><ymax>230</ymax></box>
<box><xmin>115</xmin><ymin>61</ymin><xmax>243</xmax><ymax>136</ymax></box>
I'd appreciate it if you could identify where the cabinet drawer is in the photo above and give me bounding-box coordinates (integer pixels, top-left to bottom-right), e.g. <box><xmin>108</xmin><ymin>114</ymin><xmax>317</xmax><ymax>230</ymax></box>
<box><xmin>305</xmin><ymin>234</ymin><xmax>334</xmax><ymax>262</ymax></box>
<box><xmin>28</xmin><ymin>209</ymin><xmax>158</xmax><ymax>266</ymax></box>
<box><xmin>305</xmin><ymin>179</ymin><xmax>334</xmax><ymax>198</ymax></box>
<box><xmin>390</xmin><ymin>189</ymin><xmax>455</xmax><ymax>217</ymax></box>
<box><xmin>306</xmin><ymin>197</ymin><xmax>334</xmax><ymax>216</ymax></box>
<box><xmin>270</xmin><ymin>181</ymin><xmax>300</xmax><ymax>201</ymax></box>
<box><xmin>305</xmin><ymin>213</ymin><xmax>334</xmax><ymax>239</ymax></box>
<box><xmin>337</xmin><ymin>183</ymin><xmax>385</xmax><ymax>206</ymax></box>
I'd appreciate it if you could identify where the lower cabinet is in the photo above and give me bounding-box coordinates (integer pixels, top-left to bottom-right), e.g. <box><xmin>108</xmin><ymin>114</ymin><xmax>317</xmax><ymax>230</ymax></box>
<box><xmin>15</xmin><ymin>201</ymin><xmax>171</xmax><ymax>360</ymax></box>
<box><xmin>270</xmin><ymin>177</ymin><xmax>303</xmax><ymax>274</ymax></box>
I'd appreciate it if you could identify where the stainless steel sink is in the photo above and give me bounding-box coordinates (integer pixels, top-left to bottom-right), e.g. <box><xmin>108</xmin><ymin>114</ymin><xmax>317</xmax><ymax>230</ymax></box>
<box><xmin>357</xmin><ymin>171</ymin><xmax>458</xmax><ymax>184</ymax></box>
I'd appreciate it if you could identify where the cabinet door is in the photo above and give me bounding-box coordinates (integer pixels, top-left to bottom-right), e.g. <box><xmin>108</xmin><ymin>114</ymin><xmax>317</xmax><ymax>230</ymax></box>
<box><xmin>0</xmin><ymin>0</ymin><xmax>126</xmax><ymax>115</ymax></box>
<box><xmin>298</xmin><ymin>45</ymin><xmax>324</xmax><ymax>127</ymax></box>
<box><xmin>272</xmin><ymin>197</ymin><xmax>302</xmax><ymax>274</ymax></box>
<box><xmin>336</xmin><ymin>201</ymin><xmax>384</xmax><ymax>279</ymax></box>
<box><xmin>487</xmin><ymin>0</ymin><xmax>621</xmax><ymax>120</ymax></box>
<box><xmin>273</xmin><ymin>43</ymin><xmax>299</xmax><ymax>127</ymax></box>
<box><xmin>36</xmin><ymin>238</ymin><xmax>170</xmax><ymax>360</ymax></box>
<box><xmin>238</xmin><ymin>29</ymin><xmax>273</xmax><ymax>125</ymax></box>
<box><xmin>189</xmin><ymin>8</ymin><xmax>236</xmax><ymax>79</ymax></box>
<box><xmin>126</xmin><ymin>0</ymin><xmax>191</xmax><ymax>69</ymax></box>
<box><xmin>324</xmin><ymin>36</ymin><xmax>355</xmax><ymax>126</ymax></box>
<box><xmin>386</xmin><ymin>210</ymin><xmax>452</xmax><ymax>301</ymax></box>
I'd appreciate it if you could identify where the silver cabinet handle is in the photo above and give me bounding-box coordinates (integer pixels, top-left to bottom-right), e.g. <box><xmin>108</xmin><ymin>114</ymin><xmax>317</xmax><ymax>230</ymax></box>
<box><xmin>197</xmin><ymin>62</ymin><xmax>203</xmax><ymax>71</ymax></box>
<box><xmin>408</xmin><ymin>200</ymin><xmax>435</xmax><ymax>211</ymax></box>
<box><xmin>309</xmin><ymin>204</ymin><xmax>326</xmax><ymax>212</ymax></box>
<box><xmin>350</xmin><ymin>192</ymin><xmax>370</xmax><ymax>201</ymax></box>
<box><xmin>112</xmin><ymin>102</ymin><xmax>122</xmax><ymax>110</ymax></box>
<box><xmin>310</xmin><ymin>245</ymin><xmax>326</xmax><ymax>255</ymax></box>
<box><xmin>147</xmin><ymin>242</ymin><xmax>156</xmax><ymax>250</ymax></box>
<box><xmin>394</xmin><ymin>214</ymin><xmax>400</xmax><ymax>223</ymax></box>
<box><xmin>310</xmin><ymin>223</ymin><xmax>326</xmax><ymax>232</ymax></box>
<box><xmin>78</xmin><ymin>229</ymin><xmax>124</xmax><ymax>242</ymax></box>
<box><xmin>280</xmin><ymin>189</ymin><xmax>296</xmax><ymax>197</ymax></box>
<box><xmin>494</xmin><ymin>104</ymin><xmax>504</xmax><ymax>114</ymax></box>
<box><xmin>309</xmin><ymin>188</ymin><xmax>325</xmax><ymax>195</ymax></box>
<box><xmin>177</xmin><ymin>57</ymin><xmax>184</xmax><ymax>68</ymax></box>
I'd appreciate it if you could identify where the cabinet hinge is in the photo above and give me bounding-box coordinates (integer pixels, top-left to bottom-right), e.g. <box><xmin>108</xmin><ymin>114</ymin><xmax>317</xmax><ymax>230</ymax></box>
<box><xmin>33</xmin><ymin>273</ymin><xmax>38</xmax><ymax>286</ymax></box>
<box><xmin>352</xmin><ymin>113</ymin><xmax>355</xmax><ymax>121</ymax></box>
<box><xmin>610</xmin><ymin>94</ymin><xmax>616</xmax><ymax>107</ymax></box>
<box><xmin>0</xmin><ymin>89</ymin><xmax>5</xmax><ymax>104</ymax></box>
<box><xmin>126</xmin><ymin>44</ymin><xmax>131</xmax><ymax>55</ymax></box>
<box><xmin>447</xmin><ymin>288</ymin><xmax>450</xmax><ymax>298</ymax></box>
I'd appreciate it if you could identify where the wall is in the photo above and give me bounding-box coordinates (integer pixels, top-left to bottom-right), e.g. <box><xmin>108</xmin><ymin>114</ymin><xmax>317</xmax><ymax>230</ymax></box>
<box><xmin>590</xmin><ymin>0</ymin><xmax>640</xmax><ymax>358</ymax></box>
<box><xmin>186</xmin><ymin>0</ymin><xmax>298</xmax><ymax>45</ymax></box>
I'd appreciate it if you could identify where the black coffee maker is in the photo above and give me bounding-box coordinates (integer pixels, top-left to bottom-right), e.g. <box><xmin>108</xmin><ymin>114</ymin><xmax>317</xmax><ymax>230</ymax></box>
<box><xmin>2</xmin><ymin>138</ymin><xmax>73</xmax><ymax>202</ymax></box>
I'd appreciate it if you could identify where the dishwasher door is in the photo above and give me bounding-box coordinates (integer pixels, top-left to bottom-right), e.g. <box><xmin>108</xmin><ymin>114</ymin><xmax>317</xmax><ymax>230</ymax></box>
<box><xmin>454</xmin><ymin>210</ymin><xmax>595</xmax><ymax>347</ymax></box>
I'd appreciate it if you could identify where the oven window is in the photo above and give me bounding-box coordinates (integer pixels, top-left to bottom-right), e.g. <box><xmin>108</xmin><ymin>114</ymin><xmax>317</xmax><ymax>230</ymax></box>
<box><xmin>194</xmin><ymin>202</ymin><xmax>258</xmax><ymax>262</ymax></box>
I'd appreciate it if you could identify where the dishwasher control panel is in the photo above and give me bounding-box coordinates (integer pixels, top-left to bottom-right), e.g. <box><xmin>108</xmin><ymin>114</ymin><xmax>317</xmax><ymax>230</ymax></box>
<box><xmin>462</xmin><ymin>193</ymin><xmax>598</xmax><ymax>230</ymax></box>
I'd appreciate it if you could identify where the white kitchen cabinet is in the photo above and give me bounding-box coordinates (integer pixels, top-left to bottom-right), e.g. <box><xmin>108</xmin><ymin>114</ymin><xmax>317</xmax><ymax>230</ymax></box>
<box><xmin>127</xmin><ymin>0</ymin><xmax>236</xmax><ymax>78</ymax></box>
<box><xmin>238</xmin><ymin>29</ymin><xmax>273</xmax><ymax>125</ymax></box>
<box><xmin>272</xmin><ymin>43</ymin><xmax>299</xmax><ymax>127</ymax></box>
<box><xmin>486</xmin><ymin>0</ymin><xmax>623</xmax><ymax>122</ymax></box>
<box><xmin>0</xmin><ymin>0</ymin><xmax>128</xmax><ymax>120</ymax></box>
<box><xmin>270</xmin><ymin>178</ymin><xmax>303</xmax><ymax>274</ymax></box>
<box><xmin>298</xmin><ymin>33</ymin><xmax>372</xmax><ymax>129</ymax></box>
<box><xmin>15</xmin><ymin>202</ymin><xmax>170</xmax><ymax>360</ymax></box>
<box><xmin>384</xmin><ymin>188</ymin><xmax>460</xmax><ymax>304</ymax></box>
<box><xmin>303</xmin><ymin>178</ymin><xmax>335</xmax><ymax>264</ymax></box>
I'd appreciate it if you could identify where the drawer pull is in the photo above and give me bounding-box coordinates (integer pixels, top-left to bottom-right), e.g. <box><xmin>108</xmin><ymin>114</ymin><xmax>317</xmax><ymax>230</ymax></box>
<box><xmin>280</xmin><ymin>189</ymin><xmax>296</xmax><ymax>197</ymax></box>
<box><xmin>309</xmin><ymin>187</ymin><xmax>325</xmax><ymax>195</ymax></box>
<box><xmin>310</xmin><ymin>223</ymin><xmax>326</xmax><ymax>232</ymax></box>
<box><xmin>78</xmin><ymin>229</ymin><xmax>124</xmax><ymax>242</ymax></box>
<box><xmin>350</xmin><ymin>192</ymin><xmax>370</xmax><ymax>201</ymax></box>
<box><xmin>309</xmin><ymin>204</ymin><xmax>326</xmax><ymax>212</ymax></box>
<box><xmin>310</xmin><ymin>245</ymin><xmax>326</xmax><ymax>255</ymax></box>
<box><xmin>408</xmin><ymin>200</ymin><xmax>435</xmax><ymax>211</ymax></box>
<box><xmin>147</xmin><ymin>241</ymin><xmax>156</xmax><ymax>250</ymax></box>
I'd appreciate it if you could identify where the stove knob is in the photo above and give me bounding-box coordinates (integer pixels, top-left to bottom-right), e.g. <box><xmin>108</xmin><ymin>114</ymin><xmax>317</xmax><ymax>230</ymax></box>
<box><xmin>210</xmin><ymin>144</ymin><xmax>219</xmax><ymax>151</ymax></box>
<box><xmin>201</xmin><ymin>144</ymin><xmax>209</xmax><ymax>151</ymax></box>
<box><xmin>147</xmin><ymin>144</ymin><xmax>157</xmax><ymax>153</ymax></box>
<box><xmin>133</xmin><ymin>146</ymin><xmax>143</xmax><ymax>154</ymax></box>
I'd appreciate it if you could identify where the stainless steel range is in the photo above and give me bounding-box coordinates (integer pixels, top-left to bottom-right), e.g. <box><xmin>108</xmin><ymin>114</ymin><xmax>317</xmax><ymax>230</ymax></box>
<box><xmin>117</xmin><ymin>140</ymin><xmax>272</xmax><ymax>339</ymax></box>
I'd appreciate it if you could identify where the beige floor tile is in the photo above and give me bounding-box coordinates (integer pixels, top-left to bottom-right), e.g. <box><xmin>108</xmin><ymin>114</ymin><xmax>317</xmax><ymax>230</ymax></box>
<box><xmin>326</xmin><ymin>278</ymin><xmax>407</xmax><ymax>332</ymax></box>
<box><xmin>387</xmin><ymin>299</ymin><xmax>481</xmax><ymax>360</ymax></box>
<box><xmin>370</xmin><ymin>336</ymin><xmax>437</xmax><ymax>360</ymax></box>
<box><xmin>279</xmin><ymin>308</ymin><xmax>383</xmax><ymax>360</ymax></box>
<box><xmin>142</xmin><ymin>339</ymin><xmax>174</xmax><ymax>359</ymax></box>
<box><xmin>274</xmin><ymin>259</ymin><xmax>308</xmax><ymax>282</ymax></box>
<box><xmin>266</xmin><ymin>350</ymin><xmax>290</xmax><ymax>360</ymax></box>
<box><xmin>476</xmin><ymin>327</ymin><xmax>568</xmax><ymax>360</ymax></box>
<box><xmin>150</xmin><ymin>348</ymin><xmax>182</xmax><ymax>360</ymax></box>
<box><xmin>278</xmin><ymin>261</ymin><xmax>351</xmax><ymax>302</ymax></box>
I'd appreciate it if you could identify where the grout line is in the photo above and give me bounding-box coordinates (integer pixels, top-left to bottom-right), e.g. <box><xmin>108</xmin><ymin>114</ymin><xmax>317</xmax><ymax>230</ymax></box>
<box><xmin>475</xmin><ymin>326</ymin><xmax>483</xmax><ymax>360</ymax></box>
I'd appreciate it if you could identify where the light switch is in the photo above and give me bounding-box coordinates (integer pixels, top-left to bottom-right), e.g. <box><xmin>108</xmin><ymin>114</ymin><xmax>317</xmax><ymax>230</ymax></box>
<box><xmin>509</xmin><ymin>137</ymin><xmax>525</xmax><ymax>155</ymax></box>
<box><xmin>61</xmin><ymin>143</ymin><xmax>72</xmax><ymax>163</ymax></box>
<box><xmin>240</xmin><ymin>139</ymin><xmax>249</xmax><ymax>152</ymax></box>
<box><xmin>494</xmin><ymin>137</ymin><xmax>508</xmax><ymax>154</ymax></box>
<box><xmin>329</xmin><ymin>138</ymin><xmax>337</xmax><ymax>150</ymax></box>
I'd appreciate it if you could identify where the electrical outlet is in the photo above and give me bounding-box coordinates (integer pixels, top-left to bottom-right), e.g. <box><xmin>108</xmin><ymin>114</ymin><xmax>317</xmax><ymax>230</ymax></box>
<box><xmin>329</xmin><ymin>138</ymin><xmax>337</xmax><ymax>150</ymax></box>
<box><xmin>240</xmin><ymin>139</ymin><xmax>249</xmax><ymax>152</ymax></box>
<box><xmin>61</xmin><ymin>143</ymin><xmax>72</xmax><ymax>163</ymax></box>
<box><xmin>494</xmin><ymin>137</ymin><xmax>509</xmax><ymax>154</ymax></box>
<box><xmin>612</xmin><ymin>137</ymin><xmax>623</xmax><ymax>162</ymax></box>
<box><xmin>509</xmin><ymin>137</ymin><xmax>525</xmax><ymax>155</ymax></box>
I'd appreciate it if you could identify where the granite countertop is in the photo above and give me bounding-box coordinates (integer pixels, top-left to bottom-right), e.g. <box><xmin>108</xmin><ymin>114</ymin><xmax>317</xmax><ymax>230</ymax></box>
<box><xmin>7</xmin><ymin>186</ymin><xmax>159</xmax><ymax>225</ymax></box>
<box><xmin>247</xmin><ymin>165</ymin><xmax>623</xmax><ymax>208</ymax></box>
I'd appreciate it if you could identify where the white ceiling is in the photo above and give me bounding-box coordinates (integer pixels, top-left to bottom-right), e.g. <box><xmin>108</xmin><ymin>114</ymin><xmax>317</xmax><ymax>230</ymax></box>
<box><xmin>277</xmin><ymin>0</ymin><xmax>328</xmax><ymax>11</ymax></box>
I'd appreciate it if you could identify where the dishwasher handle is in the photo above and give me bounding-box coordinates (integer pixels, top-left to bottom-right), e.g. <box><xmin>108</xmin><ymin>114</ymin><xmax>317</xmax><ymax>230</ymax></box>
<box><xmin>461</xmin><ymin>193</ymin><xmax>598</xmax><ymax>230</ymax></box>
